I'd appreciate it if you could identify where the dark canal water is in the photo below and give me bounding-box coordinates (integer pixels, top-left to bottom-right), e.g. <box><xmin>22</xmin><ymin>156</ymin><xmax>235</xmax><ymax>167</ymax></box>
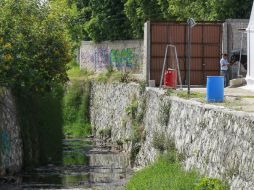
<box><xmin>0</xmin><ymin>139</ymin><xmax>132</xmax><ymax>190</ymax></box>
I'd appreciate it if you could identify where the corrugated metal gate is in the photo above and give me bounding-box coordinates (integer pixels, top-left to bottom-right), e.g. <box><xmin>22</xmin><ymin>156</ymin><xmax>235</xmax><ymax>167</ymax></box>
<box><xmin>150</xmin><ymin>22</ymin><xmax>222</xmax><ymax>86</ymax></box>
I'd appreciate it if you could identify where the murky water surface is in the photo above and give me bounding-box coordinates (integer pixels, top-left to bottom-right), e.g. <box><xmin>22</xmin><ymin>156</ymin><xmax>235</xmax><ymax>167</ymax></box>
<box><xmin>0</xmin><ymin>139</ymin><xmax>132</xmax><ymax>190</ymax></box>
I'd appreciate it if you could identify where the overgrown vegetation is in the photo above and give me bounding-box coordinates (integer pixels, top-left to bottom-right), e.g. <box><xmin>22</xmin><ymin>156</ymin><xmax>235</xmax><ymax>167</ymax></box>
<box><xmin>96</xmin><ymin>65</ymin><xmax>134</xmax><ymax>84</ymax></box>
<box><xmin>125</xmin><ymin>94</ymin><xmax>146</xmax><ymax>166</ymax></box>
<box><xmin>15</xmin><ymin>85</ymin><xmax>64</xmax><ymax>168</ymax></box>
<box><xmin>63</xmin><ymin>80</ymin><xmax>92</xmax><ymax>138</ymax></box>
<box><xmin>125</xmin><ymin>154</ymin><xmax>199</xmax><ymax>190</ymax></box>
<box><xmin>98</xmin><ymin>128</ymin><xmax>112</xmax><ymax>140</ymax></box>
<box><xmin>127</xmin><ymin>134</ymin><xmax>229</xmax><ymax>190</ymax></box>
<box><xmin>158</xmin><ymin>101</ymin><xmax>171</xmax><ymax>126</ymax></box>
<box><xmin>152</xmin><ymin>133</ymin><xmax>184</xmax><ymax>161</ymax></box>
<box><xmin>69</xmin><ymin>0</ymin><xmax>252</xmax><ymax>41</ymax></box>
<box><xmin>195</xmin><ymin>177</ymin><xmax>229</xmax><ymax>190</ymax></box>
<box><xmin>0</xmin><ymin>0</ymin><xmax>71</xmax><ymax>93</ymax></box>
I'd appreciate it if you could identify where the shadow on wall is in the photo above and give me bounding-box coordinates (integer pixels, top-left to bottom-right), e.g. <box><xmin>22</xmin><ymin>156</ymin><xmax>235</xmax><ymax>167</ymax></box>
<box><xmin>15</xmin><ymin>85</ymin><xmax>64</xmax><ymax>168</ymax></box>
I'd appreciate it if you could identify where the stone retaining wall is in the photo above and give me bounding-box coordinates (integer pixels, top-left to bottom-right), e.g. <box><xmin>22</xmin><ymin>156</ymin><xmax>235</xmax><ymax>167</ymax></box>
<box><xmin>90</xmin><ymin>82</ymin><xmax>254</xmax><ymax>190</ymax></box>
<box><xmin>0</xmin><ymin>89</ymin><xmax>22</xmax><ymax>176</ymax></box>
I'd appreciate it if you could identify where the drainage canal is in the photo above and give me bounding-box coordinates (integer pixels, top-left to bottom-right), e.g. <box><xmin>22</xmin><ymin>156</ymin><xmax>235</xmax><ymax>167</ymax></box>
<box><xmin>1</xmin><ymin>138</ymin><xmax>132</xmax><ymax>190</ymax></box>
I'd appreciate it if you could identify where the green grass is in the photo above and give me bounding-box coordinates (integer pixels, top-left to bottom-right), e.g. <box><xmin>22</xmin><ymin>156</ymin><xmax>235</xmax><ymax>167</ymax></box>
<box><xmin>125</xmin><ymin>156</ymin><xmax>200</xmax><ymax>190</ymax></box>
<box><xmin>166</xmin><ymin>89</ymin><xmax>206</xmax><ymax>100</ymax></box>
<box><xmin>63</xmin><ymin>80</ymin><xmax>92</xmax><ymax>138</ymax></box>
<box><xmin>67</xmin><ymin>65</ymin><xmax>94</xmax><ymax>80</ymax></box>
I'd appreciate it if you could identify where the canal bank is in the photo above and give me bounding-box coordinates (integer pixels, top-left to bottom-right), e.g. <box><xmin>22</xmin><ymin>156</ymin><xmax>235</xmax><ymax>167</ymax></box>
<box><xmin>2</xmin><ymin>81</ymin><xmax>254</xmax><ymax>189</ymax></box>
<box><xmin>90</xmin><ymin>82</ymin><xmax>254</xmax><ymax>190</ymax></box>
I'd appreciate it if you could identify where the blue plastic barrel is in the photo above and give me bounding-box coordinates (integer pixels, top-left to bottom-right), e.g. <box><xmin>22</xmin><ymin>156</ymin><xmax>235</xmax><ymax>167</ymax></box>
<box><xmin>206</xmin><ymin>76</ymin><xmax>224</xmax><ymax>102</ymax></box>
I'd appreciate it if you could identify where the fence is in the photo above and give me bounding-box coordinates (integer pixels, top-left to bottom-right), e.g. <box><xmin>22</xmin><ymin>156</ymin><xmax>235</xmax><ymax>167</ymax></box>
<box><xmin>147</xmin><ymin>21</ymin><xmax>223</xmax><ymax>86</ymax></box>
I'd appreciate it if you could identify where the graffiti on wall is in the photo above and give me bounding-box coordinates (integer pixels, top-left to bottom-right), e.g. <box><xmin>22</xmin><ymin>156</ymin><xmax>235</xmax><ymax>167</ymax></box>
<box><xmin>110</xmin><ymin>48</ymin><xmax>134</xmax><ymax>68</ymax></box>
<box><xmin>0</xmin><ymin>129</ymin><xmax>11</xmax><ymax>166</ymax></box>
<box><xmin>80</xmin><ymin>43</ymin><xmax>143</xmax><ymax>73</ymax></box>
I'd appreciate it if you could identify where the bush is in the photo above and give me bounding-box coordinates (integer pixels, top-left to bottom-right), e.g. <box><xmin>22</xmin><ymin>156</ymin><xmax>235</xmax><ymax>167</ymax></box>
<box><xmin>0</xmin><ymin>0</ymin><xmax>71</xmax><ymax>93</ymax></box>
<box><xmin>194</xmin><ymin>177</ymin><xmax>229</xmax><ymax>190</ymax></box>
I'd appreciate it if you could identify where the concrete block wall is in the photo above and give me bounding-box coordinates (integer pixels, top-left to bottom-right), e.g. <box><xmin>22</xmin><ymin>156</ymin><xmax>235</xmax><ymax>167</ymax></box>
<box><xmin>223</xmin><ymin>19</ymin><xmax>249</xmax><ymax>55</ymax></box>
<box><xmin>0</xmin><ymin>89</ymin><xmax>22</xmax><ymax>176</ymax></box>
<box><xmin>79</xmin><ymin>40</ymin><xmax>144</xmax><ymax>76</ymax></box>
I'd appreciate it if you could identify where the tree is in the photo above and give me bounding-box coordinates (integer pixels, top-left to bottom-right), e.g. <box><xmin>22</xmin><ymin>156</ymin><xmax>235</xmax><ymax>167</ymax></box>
<box><xmin>161</xmin><ymin>0</ymin><xmax>252</xmax><ymax>21</ymax></box>
<box><xmin>217</xmin><ymin>0</ymin><xmax>253</xmax><ymax>20</ymax></box>
<box><xmin>124</xmin><ymin>0</ymin><xmax>165</xmax><ymax>38</ymax></box>
<box><xmin>72</xmin><ymin>0</ymin><xmax>133</xmax><ymax>42</ymax></box>
<box><xmin>0</xmin><ymin>0</ymin><xmax>72</xmax><ymax>93</ymax></box>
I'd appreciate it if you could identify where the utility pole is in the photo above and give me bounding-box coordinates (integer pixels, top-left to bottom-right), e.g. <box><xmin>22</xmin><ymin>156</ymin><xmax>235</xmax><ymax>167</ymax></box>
<box><xmin>187</xmin><ymin>18</ymin><xmax>196</xmax><ymax>95</ymax></box>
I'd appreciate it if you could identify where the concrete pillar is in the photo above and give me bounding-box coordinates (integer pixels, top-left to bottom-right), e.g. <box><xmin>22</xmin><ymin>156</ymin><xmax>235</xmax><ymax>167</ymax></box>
<box><xmin>246</xmin><ymin>1</ymin><xmax>254</xmax><ymax>87</ymax></box>
<box><xmin>222</xmin><ymin>21</ymin><xmax>228</xmax><ymax>54</ymax></box>
<box><xmin>143</xmin><ymin>21</ymin><xmax>151</xmax><ymax>82</ymax></box>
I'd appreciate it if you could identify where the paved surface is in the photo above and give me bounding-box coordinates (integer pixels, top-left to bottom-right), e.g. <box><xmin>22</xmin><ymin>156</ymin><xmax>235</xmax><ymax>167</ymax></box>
<box><xmin>188</xmin><ymin>86</ymin><xmax>254</xmax><ymax>112</ymax></box>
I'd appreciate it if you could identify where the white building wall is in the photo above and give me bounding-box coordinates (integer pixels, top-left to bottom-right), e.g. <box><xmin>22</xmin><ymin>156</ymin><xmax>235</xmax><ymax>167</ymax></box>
<box><xmin>246</xmin><ymin>2</ymin><xmax>254</xmax><ymax>87</ymax></box>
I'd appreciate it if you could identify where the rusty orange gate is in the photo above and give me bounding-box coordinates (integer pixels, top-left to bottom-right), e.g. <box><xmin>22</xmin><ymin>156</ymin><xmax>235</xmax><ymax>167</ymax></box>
<box><xmin>149</xmin><ymin>21</ymin><xmax>223</xmax><ymax>86</ymax></box>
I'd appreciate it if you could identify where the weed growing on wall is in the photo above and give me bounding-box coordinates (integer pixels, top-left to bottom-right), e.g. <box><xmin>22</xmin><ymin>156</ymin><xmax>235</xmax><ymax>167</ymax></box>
<box><xmin>138</xmin><ymin>80</ymin><xmax>147</xmax><ymax>94</ymax></box>
<box><xmin>158</xmin><ymin>101</ymin><xmax>171</xmax><ymax>126</ymax></box>
<box><xmin>195</xmin><ymin>177</ymin><xmax>229</xmax><ymax>190</ymax></box>
<box><xmin>152</xmin><ymin>131</ymin><xmax>166</xmax><ymax>152</ymax></box>
<box><xmin>152</xmin><ymin>132</ymin><xmax>185</xmax><ymax>162</ymax></box>
<box><xmin>63</xmin><ymin>80</ymin><xmax>92</xmax><ymax>138</ymax></box>
<box><xmin>98</xmin><ymin>128</ymin><xmax>112</xmax><ymax>140</ymax></box>
<box><xmin>125</xmin><ymin>94</ymin><xmax>147</xmax><ymax>166</ymax></box>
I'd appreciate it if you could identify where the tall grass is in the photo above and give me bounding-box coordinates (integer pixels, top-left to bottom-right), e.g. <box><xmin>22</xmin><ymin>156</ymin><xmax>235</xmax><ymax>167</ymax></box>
<box><xmin>63</xmin><ymin>80</ymin><xmax>91</xmax><ymax>138</ymax></box>
<box><xmin>125</xmin><ymin>155</ymin><xmax>200</xmax><ymax>190</ymax></box>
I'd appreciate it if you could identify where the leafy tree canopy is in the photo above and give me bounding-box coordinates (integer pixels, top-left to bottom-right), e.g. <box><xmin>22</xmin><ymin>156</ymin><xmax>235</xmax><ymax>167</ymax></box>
<box><xmin>0</xmin><ymin>0</ymin><xmax>72</xmax><ymax>93</ymax></box>
<box><xmin>72</xmin><ymin>0</ymin><xmax>132</xmax><ymax>42</ymax></box>
<box><xmin>124</xmin><ymin>0</ymin><xmax>253</xmax><ymax>36</ymax></box>
<box><xmin>124</xmin><ymin>0</ymin><xmax>164</xmax><ymax>38</ymax></box>
<box><xmin>68</xmin><ymin>0</ymin><xmax>253</xmax><ymax>41</ymax></box>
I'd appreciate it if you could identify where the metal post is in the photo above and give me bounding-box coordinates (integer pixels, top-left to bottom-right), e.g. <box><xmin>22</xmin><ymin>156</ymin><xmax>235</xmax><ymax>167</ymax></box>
<box><xmin>187</xmin><ymin>18</ymin><xmax>196</xmax><ymax>95</ymax></box>
<box><xmin>174</xmin><ymin>46</ymin><xmax>183</xmax><ymax>89</ymax></box>
<box><xmin>160</xmin><ymin>46</ymin><xmax>169</xmax><ymax>88</ymax></box>
<box><xmin>187</xmin><ymin>23</ymin><xmax>191</xmax><ymax>95</ymax></box>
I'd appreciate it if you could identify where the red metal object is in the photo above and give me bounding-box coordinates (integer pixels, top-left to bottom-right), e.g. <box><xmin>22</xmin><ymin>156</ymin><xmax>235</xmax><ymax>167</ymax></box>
<box><xmin>164</xmin><ymin>68</ymin><xmax>177</xmax><ymax>88</ymax></box>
